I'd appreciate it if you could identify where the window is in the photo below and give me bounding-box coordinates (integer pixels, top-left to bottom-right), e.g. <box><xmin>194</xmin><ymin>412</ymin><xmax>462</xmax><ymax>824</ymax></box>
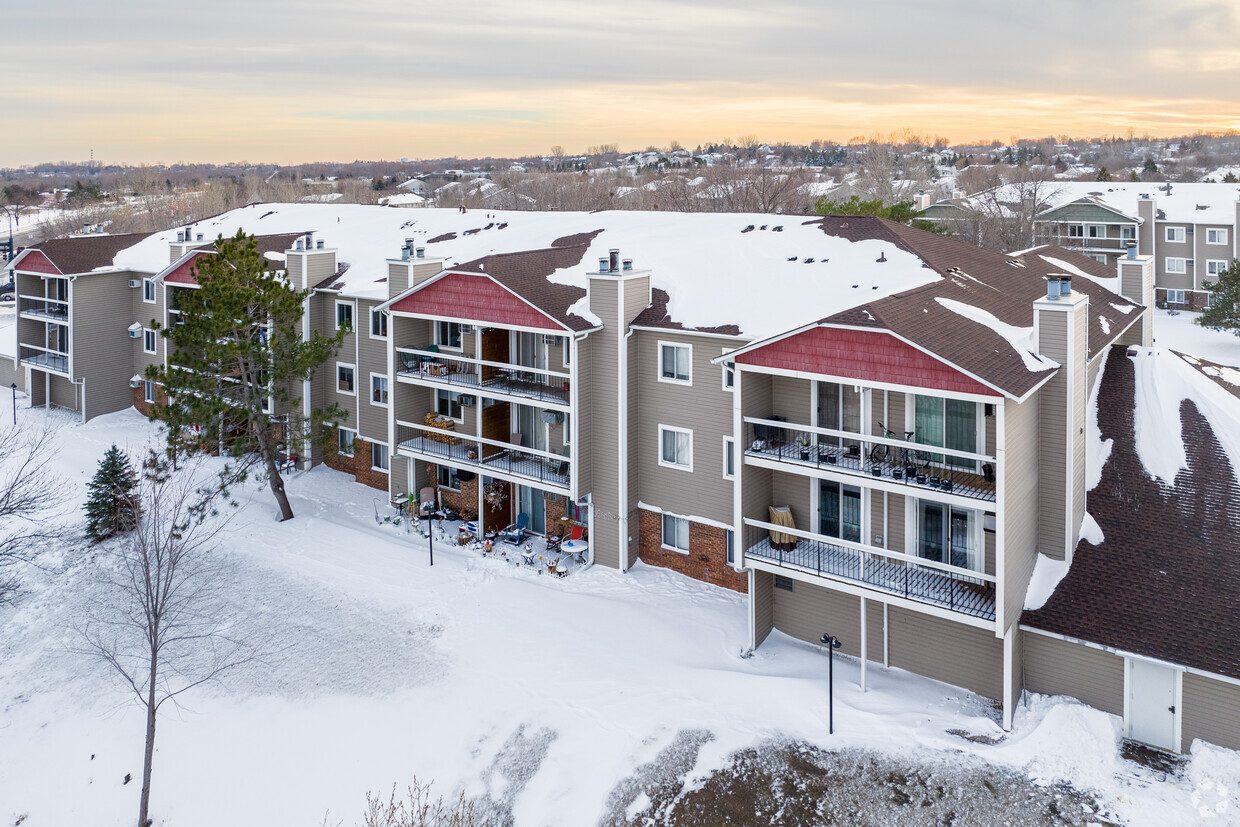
<box><xmin>371</xmin><ymin>442</ymin><xmax>389</xmax><ymax>472</ymax></box>
<box><xmin>436</xmin><ymin>465</ymin><xmax>460</xmax><ymax>491</ymax></box>
<box><xmin>658</xmin><ymin>425</ymin><xmax>692</xmax><ymax>470</ymax></box>
<box><xmin>337</xmin><ymin>428</ymin><xmax>355</xmax><ymax>456</ymax></box>
<box><xmin>370</xmin><ymin>308</ymin><xmax>388</xmax><ymax>338</ymax></box>
<box><xmin>563</xmin><ymin>412</ymin><xmax>571</xmax><ymax>446</ymax></box>
<box><xmin>142</xmin><ymin>279</ymin><xmax>156</xmax><ymax>303</ymax></box>
<box><xmin>1206</xmin><ymin>291</ymin><xmax>1217</xmax><ymax>309</ymax></box>
<box><xmin>1165</xmin><ymin>257</ymin><xmax>1187</xmax><ymax>274</ymax></box>
<box><xmin>819</xmin><ymin>480</ymin><xmax>862</xmax><ymax>543</ymax></box>
<box><xmin>914</xmin><ymin>395</ymin><xmax>978</xmax><ymax>469</ymax></box>
<box><xmin>918</xmin><ymin>501</ymin><xmax>976</xmax><ymax>570</ymax></box>
<box><xmin>1089</xmin><ymin>253</ymin><xmax>1107</xmax><ymax>264</ymax></box>
<box><xmin>142</xmin><ymin>328</ymin><xmax>156</xmax><ymax>354</ymax></box>
<box><xmin>370</xmin><ymin>373</ymin><xmax>388</xmax><ymax>406</ymax></box>
<box><xmin>661</xmin><ymin>513</ymin><xmax>690</xmax><ymax>553</ymax></box>
<box><xmin>435</xmin><ymin>320</ymin><xmax>462</xmax><ymax>350</ymax></box>
<box><xmin>659</xmin><ymin>342</ymin><xmax>691</xmax><ymax>384</ymax></box>
<box><xmin>1167</xmin><ymin>289</ymin><xmax>1187</xmax><ymax>304</ymax></box>
<box><xmin>1067</xmin><ymin>224</ymin><xmax>1084</xmax><ymax>238</ymax></box>
<box><xmin>563</xmin><ymin>337</ymin><xmax>571</xmax><ymax>368</ymax></box>
<box><xmin>723</xmin><ymin>436</ymin><xmax>735</xmax><ymax>479</ymax></box>
<box><xmin>1207</xmin><ymin>228</ymin><xmax>1229</xmax><ymax>246</ymax></box>
<box><xmin>1087</xmin><ymin>224</ymin><xmax>1106</xmax><ymax>239</ymax></box>
<box><xmin>1207</xmin><ymin>260</ymin><xmax>1230</xmax><ymax>277</ymax></box>
<box><xmin>722</xmin><ymin>349</ymin><xmax>735</xmax><ymax>390</ymax></box>
<box><xmin>335</xmin><ymin>301</ymin><xmax>354</xmax><ymax>331</ymax></box>
<box><xmin>143</xmin><ymin>381</ymin><xmax>155</xmax><ymax>403</ymax></box>
<box><xmin>436</xmin><ymin>388</ymin><xmax>463</xmax><ymax>421</ymax></box>
<box><xmin>337</xmin><ymin>363</ymin><xmax>355</xmax><ymax>394</ymax></box>
<box><xmin>725</xmin><ymin>529</ymin><xmax>735</xmax><ymax>565</ymax></box>
<box><xmin>1165</xmin><ymin>226</ymin><xmax>1186</xmax><ymax>243</ymax></box>
<box><xmin>773</xmin><ymin>574</ymin><xmax>795</xmax><ymax>592</ymax></box>
<box><xmin>1121</xmin><ymin>225</ymin><xmax>1136</xmax><ymax>240</ymax></box>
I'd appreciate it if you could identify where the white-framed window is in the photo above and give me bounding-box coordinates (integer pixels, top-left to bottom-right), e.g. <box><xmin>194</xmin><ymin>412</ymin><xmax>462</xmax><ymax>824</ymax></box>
<box><xmin>1067</xmin><ymin>224</ymin><xmax>1084</xmax><ymax>238</ymax></box>
<box><xmin>142</xmin><ymin>279</ymin><xmax>156</xmax><ymax>303</ymax></box>
<box><xmin>722</xmin><ymin>348</ymin><xmax>735</xmax><ymax>391</ymax></box>
<box><xmin>1165</xmin><ymin>226</ymin><xmax>1186</xmax><ymax>243</ymax></box>
<box><xmin>371</xmin><ymin>442</ymin><xmax>389</xmax><ymax>472</ymax></box>
<box><xmin>437</xmin><ymin>465</ymin><xmax>460</xmax><ymax>491</ymax></box>
<box><xmin>1206</xmin><ymin>291</ymin><xmax>1217</xmax><ymax>308</ymax></box>
<box><xmin>1087</xmin><ymin>224</ymin><xmax>1106</xmax><ymax>239</ymax></box>
<box><xmin>1089</xmin><ymin>253</ymin><xmax>1107</xmax><ymax>263</ymax></box>
<box><xmin>436</xmin><ymin>388</ymin><xmax>463</xmax><ymax>421</ymax></box>
<box><xmin>337</xmin><ymin>428</ymin><xmax>355</xmax><ymax>457</ymax></box>
<box><xmin>337</xmin><ymin>362</ymin><xmax>356</xmax><ymax>395</ymax></box>
<box><xmin>723</xmin><ymin>436</ymin><xmax>735</xmax><ymax>479</ymax></box>
<box><xmin>658</xmin><ymin>425</ymin><xmax>693</xmax><ymax>471</ymax></box>
<box><xmin>142</xmin><ymin>328</ymin><xmax>157</xmax><ymax>354</ymax></box>
<box><xmin>725</xmin><ymin>529</ymin><xmax>735</xmax><ymax>565</ymax></box>
<box><xmin>143</xmin><ymin>380</ymin><xmax>156</xmax><ymax>403</ymax></box>
<box><xmin>370</xmin><ymin>373</ymin><xmax>388</xmax><ymax>406</ymax></box>
<box><xmin>1165</xmin><ymin>257</ymin><xmax>1187</xmax><ymax>274</ymax></box>
<box><xmin>563</xmin><ymin>412</ymin><xmax>571</xmax><ymax>446</ymax></box>
<box><xmin>913</xmin><ymin>394</ymin><xmax>981</xmax><ymax>469</ymax></box>
<box><xmin>1206</xmin><ymin>228</ymin><xmax>1229</xmax><ymax>246</ymax></box>
<box><xmin>370</xmin><ymin>308</ymin><xmax>388</xmax><ymax>339</ymax></box>
<box><xmin>434</xmin><ymin>320</ymin><xmax>462</xmax><ymax>350</ymax></box>
<box><xmin>661</xmin><ymin>513</ymin><xmax>690</xmax><ymax>553</ymax></box>
<box><xmin>1121</xmin><ymin>225</ymin><xmax>1136</xmax><ymax>240</ymax></box>
<box><xmin>335</xmin><ymin>300</ymin><xmax>354</xmax><ymax>331</ymax></box>
<box><xmin>563</xmin><ymin>337</ymin><xmax>571</xmax><ymax>368</ymax></box>
<box><xmin>1207</xmin><ymin>260</ymin><xmax>1230</xmax><ymax>277</ymax></box>
<box><xmin>1167</xmin><ymin>289</ymin><xmax>1187</xmax><ymax>304</ymax></box>
<box><xmin>658</xmin><ymin>341</ymin><xmax>691</xmax><ymax>384</ymax></box>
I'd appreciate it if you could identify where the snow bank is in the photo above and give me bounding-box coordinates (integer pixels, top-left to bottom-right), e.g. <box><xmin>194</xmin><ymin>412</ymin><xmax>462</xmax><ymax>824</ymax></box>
<box><xmin>1154</xmin><ymin>309</ymin><xmax>1240</xmax><ymax>368</ymax></box>
<box><xmin>1023</xmin><ymin>554</ymin><xmax>1072</xmax><ymax>611</ymax></box>
<box><xmin>1079</xmin><ymin>512</ymin><xmax>1104</xmax><ymax>545</ymax></box>
<box><xmin>1131</xmin><ymin>348</ymin><xmax>1240</xmax><ymax>486</ymax></box>
<box><xmin>1000</xmin><ymin>695</ymin><xmax>1123</xmax><ymax>792</ymax></box>
<box><xmin>1086</xmin><ymin>352</ymin><xmax>1112</xmax><ymax>491</ymax></box>
<box><xmin>935</xmin><ymin>297</ymin><xmax>1059</xmax><ymax>372</ymax></box>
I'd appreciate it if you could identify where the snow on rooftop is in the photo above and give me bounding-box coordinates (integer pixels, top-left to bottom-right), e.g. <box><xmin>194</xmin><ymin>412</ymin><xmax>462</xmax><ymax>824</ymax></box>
<box><xmin>1131</xmin><ymin>347</ymin><xmax>1240</xmax><ymax>487</ymax></box>
<box><xmin>111</xmin><ymin>205</ymin><xmax>942</xmax><ymax>339</ymax></box>
<box><xmin>1153</xmin><ymin>308</ymin><xmax>1240</xmax><ymax>368</ymax></box>
<box><xmin>995</xmin><ymin>181</ymin><xmax>1240</xmax><ymax>225</ymax></box>
<box><xmin>935</xmin><ymin>297</ymin><xmax>1058</xmax><ymax>373</ymax></box>
<box><xmin>1037</xmin><ymin>254</ymin><xmax>1118</xmax><ymax>294</ymax></box>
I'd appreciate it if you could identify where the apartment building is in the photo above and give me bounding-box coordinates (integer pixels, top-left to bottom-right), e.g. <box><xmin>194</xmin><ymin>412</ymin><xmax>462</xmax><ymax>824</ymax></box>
<box><xmin>922</xmin><ymin>182</ymin><xmax>1240</xmax><ymax>311</ymax></box>
<box><xmin>4</xmin><ymin>203</ymin><xmax>1237</xmax><ymax>754</ymax></box>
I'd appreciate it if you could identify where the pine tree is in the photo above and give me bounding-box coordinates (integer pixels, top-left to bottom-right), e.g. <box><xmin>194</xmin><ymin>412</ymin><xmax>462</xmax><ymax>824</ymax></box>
<box><xmin>84</xmin><ymin>445</ymin><xmax>139</xmax><ymax>541</ymax></box>
<box><xmin>1200</xmin><ymin>259</ymin><xmax>1240</xmax><ymax>338</ymax></box>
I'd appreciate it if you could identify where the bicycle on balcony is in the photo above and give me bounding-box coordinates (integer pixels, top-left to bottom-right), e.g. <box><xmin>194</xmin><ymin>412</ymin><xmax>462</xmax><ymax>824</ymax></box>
<box><xmin>869</xmin><ymin>422</ymin><xmax>933</xmax><ymax>470</ymax></box>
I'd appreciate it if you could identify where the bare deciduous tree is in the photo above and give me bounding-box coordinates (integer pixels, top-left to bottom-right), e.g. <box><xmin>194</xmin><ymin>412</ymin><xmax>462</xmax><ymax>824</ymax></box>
<box><xmin>0</xmin><ymin>419</ymin><xmax>63</xmax><ymax>604</ymax></box>
<box><xmin>79</xmin><ymin>452</ymin><xmax>253</xmax><ymax>827</ymax></box>
<box><xmin>360</xmin><ymin>779</ymin><xmax>479</xmax><ymax>827</ymax></box>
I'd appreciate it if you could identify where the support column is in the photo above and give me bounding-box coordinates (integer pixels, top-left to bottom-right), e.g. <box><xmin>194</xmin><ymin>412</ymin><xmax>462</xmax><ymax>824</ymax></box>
<box><xmin>860</xmin><ymin>596</ymin><xmax>868</xmax><ymax>692</ymax></box>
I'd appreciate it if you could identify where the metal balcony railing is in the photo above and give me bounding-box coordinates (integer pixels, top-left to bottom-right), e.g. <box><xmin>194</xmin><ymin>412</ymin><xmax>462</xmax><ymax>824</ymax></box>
<box><xmin>18</xmin><ymin>296</ymin><xmax>68</xmax><ymax>321</ymax></box>
<box><xmin>744</xmin><ymin>520</ymin><xmax>996</xmax><ymax>620</ymax></box>
<box><xmin>395</xmin><ymin>420</ymin><xmax>571</xmax><ymax>490</ymax></box>
<box><xmin>743</xmin><ymin>417</ymin><xmax>996</xmax><ymax>503</ymax></box>
<box><xmin>394</xmin><ymin>346</ymin><xmax>571</xmax><ymax>406</ymax></box>
<box><xmin>19</xmin><ymin>344</ymin><xmax>68</xmax><ymax>373</ymax></box>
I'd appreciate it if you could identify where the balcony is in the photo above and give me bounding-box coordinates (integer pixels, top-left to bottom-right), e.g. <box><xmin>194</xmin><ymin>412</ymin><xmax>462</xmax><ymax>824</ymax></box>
<box><xmin>18</xmin><ymin>296</ymin><xmax>68</xmax><ymax>321</ymax></box>
<box><xmin>395</xmin><ymin>420</ymin><xmax>571</xmax><ymax>491</ymax></box>
<box><xmin>395</xmin><ymin>346</ymin><xmax>570</xmax><ymax>407</ymax></box>
<box><xmin>744</xmin><ymin>520</ymin><xmax>996</xmax><ymax>621</ymax></box>
<box><xmin>19</xmin><ymin>344</ymin><xmax>68</xmax><ymax>374</ymax></box>
<box><xmin>743</xmin><ymin>417</ymin><xmax>996</xmax><ymax>504</ymax></box>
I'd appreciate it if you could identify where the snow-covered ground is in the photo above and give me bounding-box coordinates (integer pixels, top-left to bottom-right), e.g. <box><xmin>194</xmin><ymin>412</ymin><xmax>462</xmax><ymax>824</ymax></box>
<box><xmin>1</xmin><ymin>407</ymin><xmax>1237</xmax><ymax>826</ymax></box>
<box><xmin>1152</xmin><ymin>308</ymin><xmax>1240</xmax><ymax>369</ymax></box>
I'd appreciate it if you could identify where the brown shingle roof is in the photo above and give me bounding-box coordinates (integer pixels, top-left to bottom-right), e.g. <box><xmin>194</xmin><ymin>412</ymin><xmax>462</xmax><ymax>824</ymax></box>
<box><xmin>1022</xmin><ymin>347</ymin><xmax>1240</xmax><ymax>679</ymax></box>
<box><xmin>814</xmin><ymin>217</ymin><xmax>1142</xmax><ymax>398</ymax></box>
<box><xmin>30</xmin><ymin>232</ymin><xmax>152</xmax><ymax>274</ymax></box>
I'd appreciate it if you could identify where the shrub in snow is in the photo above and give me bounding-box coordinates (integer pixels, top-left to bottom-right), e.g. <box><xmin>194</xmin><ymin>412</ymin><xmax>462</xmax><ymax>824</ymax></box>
<box><xmin>84</xmin><ymin>444</ymin><xmax>139</xmax><ymax>542</ymax></box>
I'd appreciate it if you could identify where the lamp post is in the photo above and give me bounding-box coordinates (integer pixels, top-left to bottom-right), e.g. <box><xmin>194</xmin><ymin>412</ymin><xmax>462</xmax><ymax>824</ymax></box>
<box><xmin>423</xmin><ymin>501</ymin><xmax>435</xmax><ymax>566</ymax></box>
<box><xmin>820</xmin><ymin>633</ymin><xmax>843</xmax><ymax>734</ymax></box>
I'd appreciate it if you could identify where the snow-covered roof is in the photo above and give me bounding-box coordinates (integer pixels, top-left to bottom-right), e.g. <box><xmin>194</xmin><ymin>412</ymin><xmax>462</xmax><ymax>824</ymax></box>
<box><xmin>989</xmin><ymin>182</ymin><xmax>1240</xmax><ymax>225</ymax></box>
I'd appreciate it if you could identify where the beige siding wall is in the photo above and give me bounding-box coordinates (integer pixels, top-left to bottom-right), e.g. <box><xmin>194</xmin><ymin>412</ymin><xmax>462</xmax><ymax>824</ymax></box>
<box><xmin>622</xmin><ymin>284</ymin><xmax>647</xmax><ymax>565</ymax></box>
<box><xmin>752</xmin><ymin>570</ymin><xmax>774</xmax><ymax>647</ymax></box>
<box><xmin>886</xmin><ymin>492</ymin><xmax>906</xmax><ymax>554</ymax></box>
<box><xmin>1069</xmin><ymin>310</ymin><xmax>1088</xmax><ymax>555</ymax></box>
<box><xmin>390</xmin><ymin>454</ymin><xmax>410</xmax><ymax>500</ymax></box>
<box><xmin>1036</xmin><ymin>311</ymin><xmax>1068</xmax><ymax>560</ymax></box>
<box><xmin>771</xmin><ymin>375</ymin><xmax>811</xmax><ymax>423</ymax></box>
<box><xmin>388</xmin><ymin>261</ymin><xmax>410</xmax><ymax>298</ymax></box>
<box><xmin>72</xmin><ymin>273</ymin><xmax>138</xmax><ymax>420</ymax></box>
<box><xmin>1021</xmin><ymin>631</ymin><xmax>1124</xmax><ymax>716</ymax></box>
<box><xmin>132</xmin><ymin>276</ymin><xmax>167</xmax><ymax>377</ymax></box>
<box><xmin>586</xmin><ymin>278</ymin><xmax>622</xmax><ymax>568</ymax></box>
<box><xmin>888</xmin><ymin>606</ymin><xmax>1003</xmax><ymax>700</ymax></box>
<box><xmin>355</xmin><ymin>299</ymin><xmax>390</xmax><ymax>442</ymax></box>
<box><xmin>574</xmin><ymin>335</ymin><xmax>592</xmax><ymax>496</ymax></box>
<box><xmin>304</xmin><ymin>249</ymin><xmax>337</xmax><ymax>291</ymax></box>
<box><xmin>770</xmin><ymin>469</ymin><xmax>812</xmax><ymax>533</ymax></box>
<box><xmin>635</xmin><ymin>330</ymin><xmax>743</xmax><ymax>526</ymax></box>
<box><xmin>1002</xmin><ymin>396</ymin><xmax>1040</xmax><ymax>629</ymax></box>
<box><xmin>773</xmin><ymin>579</ymin><xmax>864</xmax><ymax>658</ymax></box>
<box><xmin>1182</xmin><ymin>673</ymin><xmax>1240</xmax><ymax>752</ymax></box>
<box><xmin>50</xmin><ymin>373</ymin><xmax>79</xmax><ymax>409</ymax></box>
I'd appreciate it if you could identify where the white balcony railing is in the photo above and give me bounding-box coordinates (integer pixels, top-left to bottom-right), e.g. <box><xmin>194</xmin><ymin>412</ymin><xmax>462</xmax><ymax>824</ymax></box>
<box><xmin>394</xmin><ymin>346</ymin><xmax>571</xmax><ymax>407</ymax></box>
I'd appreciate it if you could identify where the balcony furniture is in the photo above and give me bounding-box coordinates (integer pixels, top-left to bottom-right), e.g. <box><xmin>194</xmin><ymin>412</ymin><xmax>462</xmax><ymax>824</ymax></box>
<box><xmin>768</xmin><ymin>505</ymin><xmax>796</xmax><ymax>551</ymax></box>
<box><xmin>400</xmin><ymin>353</ymin><xmax>421</xmax><ymax>373</ymax></box>
<box><xmin>502</xmin><ymin>513</ymin><xmax>530</xmax><ymax>544</ymax></box>
<box><xmin>520</xmin><ymin>545</ymin><xmax>538</xmax><ymax>566</ymax></box>
<box><xmin>562</xmin><ymin>539</ymin><xmax>588</xmax><ymax>565</ymax></box>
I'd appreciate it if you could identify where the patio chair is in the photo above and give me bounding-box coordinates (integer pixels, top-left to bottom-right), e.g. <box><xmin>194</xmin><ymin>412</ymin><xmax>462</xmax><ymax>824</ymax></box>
<box><xmin>400</xmin><ymin>352</ymin><xmax>420</xmax><ymax>373</ymax></box>
<box><xmin>501</xmin><ymin>512</ymin><xmax>529</xmax><ymax>544</ymax></box>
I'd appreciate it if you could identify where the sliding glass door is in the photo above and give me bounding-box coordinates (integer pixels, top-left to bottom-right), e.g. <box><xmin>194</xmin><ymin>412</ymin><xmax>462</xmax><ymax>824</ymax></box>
<box><xmin>819</xmin><ymin>480</ymin><xmax>862</xmax><ymax>543</ymax></box>
<box><xmin>516</xmin><ymin>484</ymin><xmax>546</xmax><ymax>534</ymax></box>
<box><xmin>914</xmin><ymin>395</ymin><xmax>978</xmax><ymax>469</ymax></box>
<box><xmin>917</xmin><ymin>501</ymin><xmax>975</xmax><ymax>570</ymax></box>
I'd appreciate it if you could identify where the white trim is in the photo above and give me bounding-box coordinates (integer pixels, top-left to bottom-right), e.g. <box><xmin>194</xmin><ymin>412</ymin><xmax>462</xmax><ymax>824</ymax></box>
<box><xmin>433</xmin><ymin>320</ymin><xmax>464</xmax><ymax>352</ymax></box>
<box><xmin>1205</xmin><ymin>227</ymin><xmax>1229</xmax><ymax>246</ymax></box>
<box><xmin>376</xmin><ymin>269</ymin><xmax>574</xmax><ymax>333</ymax></box>
<box><xmin>334</xmin><ymin>299</ymin><xmax>355</xmax><ymax>332</ymax></box>
<box><xmin>721</xmin><ymin>347</ymin><xmax>735</xmax><ymax>391</ymax></box>
<box><xmin>142</xmin><ymin>328</ymin><xmax>157</xmax><ymax>355</ymax></box>
<box><xmin>1124</xmin><ymin>656</ymin><xmax>1184</xmax><ymax>753</ymax></box>
<box><xmin>434</xmin><ymin>387</ymin><xmax>465</xmax><ymax>423</ymax></box>
<box><xmin>736</xmin><ymin>360</ymin><xmax>1008</xmax><ymax>406</ymax></box>
<box><xmin>637</xmin><ymin>501</ymin><xmax>734</xmax><ymax>532</ymax></box>
<box><xmin>142</xmin><ymin>380</ymin><xmax>156</xmax><ymax>404</ymax></box>
<box><xmin>1205</xmin><ymin>259</ymin><xmax>1229</xmax><ymax>277</ymax></box>
<box><xmin>370</xmin><ymin>441</ymin><xmax>390</xmax><ymax>473</ymax></box>
<box><xmin>335</xmin><ymin>361</ymin><xmax>357</xmax><ymax>396</ymax></box>
<box><xmin>632</xmin><ymin>324</ymin><xmax>748</xmax><ymax>343</ymax></box>
<box><xmin>369</xmin><ymin>307</ymin><xmax>388</xmax><ymax>340</ymax></box>
<box><xmin>659</xmin><ymin>512</ymin><xmax>691</xmax><ymax>554</ymax></box>
<box><xmin>337</xmin><ymin>426</ymin><xmax>356</xmax><ymax>457</ymax></box>
<box><xmin>1164</xmin><ymin>257</ymin><xmax>1187</xmax><ymax>275</ymax></box>
<box><xmin>142</xmin><ymin>278</ymin><xmax>156</xmax><ymax>304</ymax></box>
<box><xmin>657</xmin><ymin>340</ymin><xmax>692</xmax><ymax>385</ymax></box>
<box><xmin>1165</xmin><ymin>226</ymin><xmax>1187</xmax><ymax>243</ymax></box>
<box><xmin>369</xmin><ymin>372</ymin><xmax>389</xmax><ymax>407</ymax></box>
<box><xmin>657</xmin><ymin>424</ymin><xmax>693</xmax><ymax>471</ymax></box>
<box><xmin>723</xmin><ymin>435</ymin><xmax>736</xmax><ymax>479</ymax></box>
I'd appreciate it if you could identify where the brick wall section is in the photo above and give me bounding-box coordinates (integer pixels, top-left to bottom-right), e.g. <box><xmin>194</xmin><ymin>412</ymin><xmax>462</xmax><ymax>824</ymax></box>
<box><xmin>638</xmin><ymin>508</ymin><xmax>747</xmax><ymax>593</ymax></box>
<box><xmin>1155</xmin><ymin>287</ymin><xmax>1211</xmax><ymax>312</ymax></box>
<box><xmin>545</xmin><ymin>494</ymin><xmax>567</xmax><ymax>539</ymax></box>
<box><xmin>325</xmin><ymin>437</ymin><xmax>389</xmax><ymax>493</ymax></box>
<box><xmin>425</xmin><ymin>462</ymin><xmax>480</xmax><ymax>520</ymax></box>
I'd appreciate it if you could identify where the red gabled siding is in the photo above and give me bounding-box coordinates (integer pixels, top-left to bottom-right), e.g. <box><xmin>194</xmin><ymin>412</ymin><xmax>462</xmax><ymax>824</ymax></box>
<box><xmin>14</xmin><ymin>250</ymin><xmax>62</xmax><ymax>276</ymax></box>
<box><xmin>737</xmin><ymin>325</ymin><xmax>996</xmax><ymax>396</ymax></box>
<box><xmin>390</xmin><ymin>272</ymin><xmax>564</xmax><ymax>332</ymax></box>
<box><xmin>163</xmin><ymin>252</ymin><xmax>208</xmax><ymax>285</ymax></box>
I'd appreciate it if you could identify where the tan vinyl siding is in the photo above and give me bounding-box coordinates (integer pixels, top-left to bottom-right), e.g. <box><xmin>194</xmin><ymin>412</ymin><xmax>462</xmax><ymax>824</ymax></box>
<box><xmin>586</xmin><ymin>278</ymin><xmax>622</xmax><ymax>568</ymax></box>
<box><xmin>390</xmin><ymin>455</ymin><xmax>410</xmax><ymax>499</ymax></box>
<box><xmin>1021</xmin><ymin>632</ymin><xmax>1123</xmax><ymax>716</ymax></box>
<box><xmin>1036</xmin><ymin>311</ymin><xmax>1068</xmax><ymax>560</ymax></box>
<box><xmin>1069</xmin><ymin>310</ymin><xmax>1088</xmax><ymax>551</ymax></box>
<box><xmin>870</xmin><ymin>492</ymin><xmax>885</xmax><ymax>548</ymax></box>
<box><xmin>752</xmin><ymin>570</ymin><xmax>774</xmax><ymax>647</ymax></box>
<box><xmin>574</xmin><ymin>335</ymin><xmax>592</xmax><ymax>495</ymax></box>
<box><xmin>72</xmin><ymin>272</ymin><xmax>139</xmax><ymax>419</ymax></box>
<box><xmin>623</xmin><ymin>285</ymin><xmax>646</xmax><ymax>559</ymax></box>
<box><xmin>355</xmin><ymin>299</ymin><xmax>390</xmax><ymax>442</ymax></box>
<box><xmin>773</xmin><ymin>579</ymin><xmax>863</xmax><ymax>658</ymax></box>
<box><xmin>1182</xmin><ymin>672</ymin><xmax>1240</xmax><ymax>752</ymax></box>
<box><xmin>1002</xmin><ymin>396</ymin><xmax>1040</xmax><ymax>628</ymax></box>
<box><xmin>635</xmin><ymin>330</ymin><xmax>743</xmax><ymax>526</ymax></box>
<box><xmin>886</xmin><ymin>492</ymin><xmax>906</xmax><ymax>554</ymax></box>
<box><xmin>772</xmin><ymin>375</ymin><xmax>811</xmax><ymax>424</ymax></box>
<box><xmin>50</xmin><ymin>373</ymin><xmax>79</xmax><ymax>409</ymax></box>
<box><xmin>388</xmin><ymin>261</ymin><xmax>410</xmax><ymax>298</ymax></box>
<box><xmin>888</xmin><ymin>606</ymin><xmax>1003</xmax><ymax>700</ymax></box>
<box><xmin>865</xmin><ymin>597</ymin><xmax>884</xmax><ymax>662</ymax></box>
<box><xmin>303</xmin><ymin>250</ymin><xmax>336</xmax><ymax>290</ymax></box>
<box><xmin>771</xmin><ymin>469</ymin><xmax>811</xmax><ymax>532</ymax></box>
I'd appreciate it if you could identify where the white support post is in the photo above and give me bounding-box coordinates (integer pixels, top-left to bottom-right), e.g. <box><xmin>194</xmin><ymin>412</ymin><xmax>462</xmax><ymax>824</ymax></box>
<box><xmin>883</xmin><ymin>602</ymin><xmax>889</xmax><ymax>668</ymax></box>
<box><xmin>860</xmin><ymin>595</ymin><xmax>868</xmax><ymax>692</ymax></box>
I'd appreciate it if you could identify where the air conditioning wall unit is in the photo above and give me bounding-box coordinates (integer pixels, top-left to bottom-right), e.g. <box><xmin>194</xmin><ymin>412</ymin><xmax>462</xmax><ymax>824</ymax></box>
<box><xmin>542</xmin><ymin>334</ymin><xmax>560</xmax><ymax>345</ymax></box>
<box><xmin>127</xmin><ymin>279</ymin><xmax>141</xmax><ymax>288</ymax></box>
<box><xmin>127</xmin><ymin>323</ymin><xmax>142</xmax><ymax>338</ymax></box>
<box><xmin>460</xmin><ymin>324</ymin><xmax>474</xmax><ymax>334</ymax></box>
<box><xmin>458</xmin><ymin>395</ymin><xmax>475</xmax><ymax>407</ymax></box>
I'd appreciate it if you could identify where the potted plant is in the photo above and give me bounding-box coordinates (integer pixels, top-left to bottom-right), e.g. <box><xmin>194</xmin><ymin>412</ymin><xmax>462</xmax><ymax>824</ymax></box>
<box><xmin>794</xmin><ymin>432</ymin><xmax>812</xmax><ymax>461</ymax></box>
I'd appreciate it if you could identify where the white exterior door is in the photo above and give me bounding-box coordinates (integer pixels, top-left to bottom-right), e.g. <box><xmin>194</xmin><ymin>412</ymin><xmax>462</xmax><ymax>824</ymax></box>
<box><xmin>1128</xmin><ymin>659</ymin><xmax>1179</xmax><ymax>752</ymax></box>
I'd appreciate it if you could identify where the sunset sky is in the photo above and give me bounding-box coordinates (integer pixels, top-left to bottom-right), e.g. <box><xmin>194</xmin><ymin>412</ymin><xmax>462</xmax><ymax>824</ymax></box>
<box><xmin>5</xmin><ymin>0</ymin><xmax>1240</xmax><ymax>165</ymax></box>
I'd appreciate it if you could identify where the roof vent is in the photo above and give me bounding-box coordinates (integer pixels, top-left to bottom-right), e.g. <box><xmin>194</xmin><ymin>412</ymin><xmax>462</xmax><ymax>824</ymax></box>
<box><xmin>876</xmin><ymin>252</ymin><xmax>887</xmax><ymax>263</ymax></box>
<box><xmin>305</xmin><ymin>232</ymin><xmax>314</xmax><ymax>248</ymax></box>
<box><xmin>401</xmin><ymin>246</ymin><xmax>410</xmax><ymax>261</ymax></box>
<box><xmin>316</xmin><ymin>239</ymin><xmax>325</xmax><ymax>249</ymax></box>
<box><xmin>609</xmin><ymin>249</ymin><xmax>620</xmax><ymax>272</ymax></box>
<box><xmin>1126</xmin><ymin>241</ymin><xmax>1138</xmax><ymax>260</ymax></box>
<box><xmin>622</xmin><ymin>258</ymin><xmax>633</xmax><ymax>271</ymax></box>
<box><xmin>1046</xmin><ymin>275</ymin><xmax>1072</xmax><ymax>300</ymax></box>
<box><xmin>295</xmin><ymin>240</ymin><xmax>304</xmax><ymax>251</ymax></box>
<box><xmin>598</xmin><ymin>257</ymin><xmax>609</xmax><ymax>272</ymax></box>
<box><xmin>415</xmin><ymin>247</ymin><xmax>425</xmax><ymax>258</ymax></box>
<box><xmin>176</xmin><ymin>231</ymin><xmax>185</xmax><ymax>243</ymax></box>
<box><xmin>196</xmin><ymin>233</ymin><xmax>204</xmax><ymax>242</ymax></box>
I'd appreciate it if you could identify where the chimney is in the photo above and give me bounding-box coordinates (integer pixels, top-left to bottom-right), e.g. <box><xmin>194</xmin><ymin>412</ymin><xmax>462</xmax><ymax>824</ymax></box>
<box><xmin>304</xmin><ymin>231</ymin><xmax>314</xmax><ymax>248</ymax></box>
<box><xmin>1137</xmin><ymin>194</ymin><xmax>1156</xmax><ymax>256</ymax></box>
<box><xmin>1117</xmin><ymin>247</ymin><xmax>1154</xmax><ymax>347</ymax></box>
<box><xmin>1034</xmin><ymin>283</ymin><xmax>1090</xmax><ymax>564</ymax></box>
